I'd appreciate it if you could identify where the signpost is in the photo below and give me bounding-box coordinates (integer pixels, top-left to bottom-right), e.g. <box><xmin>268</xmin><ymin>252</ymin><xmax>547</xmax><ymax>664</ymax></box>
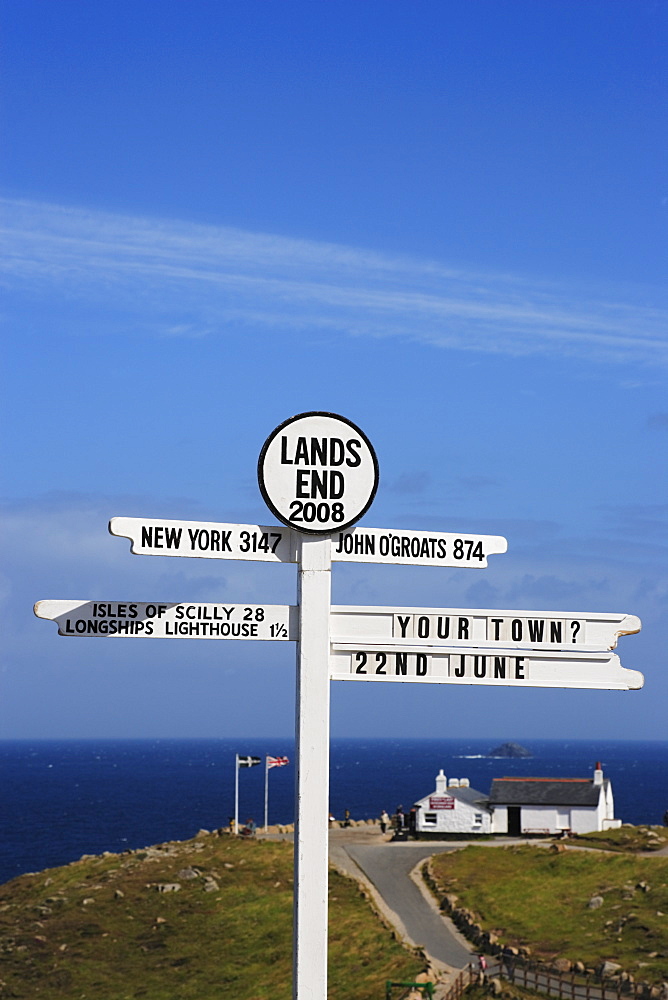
<box><xmin>329</xmin><ymin>647</ymin><xmax>642</xmax><ymax>689</ymax></box>
<box><xmin>330</xmin><ymin>605</ymin><xmax>641</xmax><ymax>650</ymax></box>
<box><xmin>257</xmin><ymin>411</ymin><xmax>379</xmax><ymax>535</ymax></box>
<box><xmin>34</xmin><ymin>601</ymin><xmax>297</xmax><ymax>641</ymax></box>
<box><xmin>331</xmin><ymin>526</ymin><xmax>507</xmax><ymax>567</ymax></box>
<box><xmin>34</xmin><ymin>410</ymin><xmax>644</xmax><ymax>1000</ymax></box>
<box><xmin>110</xmin><ymin>517</ymin><xmax>297</xmax><ymax>563</ymax></box>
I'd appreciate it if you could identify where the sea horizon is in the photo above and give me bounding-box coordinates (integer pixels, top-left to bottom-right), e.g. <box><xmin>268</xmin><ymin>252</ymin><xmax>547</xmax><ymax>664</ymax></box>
<box><xmin>2</xmin><ymin>736</ymin><xmax>666</xmax><ymax>886</ymax></box>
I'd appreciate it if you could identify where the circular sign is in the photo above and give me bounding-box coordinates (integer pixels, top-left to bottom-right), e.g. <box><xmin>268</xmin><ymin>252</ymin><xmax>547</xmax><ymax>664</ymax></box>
<box><xmin>258</xmin><ymin>412</ymin><xmax>379</xmax><ymax>535</ymax></box>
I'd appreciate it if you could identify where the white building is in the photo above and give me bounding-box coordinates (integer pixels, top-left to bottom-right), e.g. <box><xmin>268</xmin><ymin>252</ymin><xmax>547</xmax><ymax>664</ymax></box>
<box><xmin>413</xmin><ymin>769</ymin><xmax>492</xmax><ymax>836</ymax></box>
<box><xmin>488</xmin><ymin>762</ymin><xmax>619</xmax><ymax>836</ymax></box>
<box><xmin>412</xmin><ymin>763</ymin><xmax>619</xmax><ymax>838</ymax></box>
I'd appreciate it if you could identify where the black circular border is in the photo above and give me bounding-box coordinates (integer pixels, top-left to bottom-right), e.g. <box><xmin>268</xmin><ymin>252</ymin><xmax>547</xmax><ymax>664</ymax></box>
<box><xmin>257</xmin><ymin>411</ymin><xmax>380</xmax><ymax>535</ymax></box>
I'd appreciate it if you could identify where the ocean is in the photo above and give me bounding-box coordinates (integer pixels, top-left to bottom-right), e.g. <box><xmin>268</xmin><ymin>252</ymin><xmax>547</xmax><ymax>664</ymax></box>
<box><xmin>1</xmin><ymin>737</ymin><xmax>666</xmax><ymax>886</ymax></box>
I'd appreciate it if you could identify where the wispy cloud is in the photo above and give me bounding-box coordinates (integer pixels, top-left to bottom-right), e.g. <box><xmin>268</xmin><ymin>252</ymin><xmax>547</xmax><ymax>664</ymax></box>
<box><xmin>2</xmin><ymin>197</ymin><xmax>666</xmax><ymax>365</ymax></box>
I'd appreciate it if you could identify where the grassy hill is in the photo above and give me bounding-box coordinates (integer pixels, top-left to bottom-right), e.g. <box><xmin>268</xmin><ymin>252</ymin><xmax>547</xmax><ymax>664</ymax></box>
<box><xmin>0</xmin><ymin>832</ymin><xmax>422</xmax><ymax>999</ymax></box>
<box><xmin>429</xmin><ymin>844</ymin><xmax>668</xmax><ymax>984</ymax></box>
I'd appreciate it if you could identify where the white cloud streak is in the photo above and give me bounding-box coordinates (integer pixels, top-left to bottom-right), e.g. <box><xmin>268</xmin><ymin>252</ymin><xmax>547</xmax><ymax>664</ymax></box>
<box><xmin>1</xmin><ymin>197</ymin><xmax>666</xmax><ymax>365</ymax></box>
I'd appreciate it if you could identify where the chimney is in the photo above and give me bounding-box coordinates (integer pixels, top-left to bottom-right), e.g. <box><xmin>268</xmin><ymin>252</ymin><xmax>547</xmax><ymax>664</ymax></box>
<box><xmin>593</xmin><ymin>761</ymin><xmax>603</xmax><ymax>786</ymax></box>
<box><xmin>448</xmin><ymin>778</ymin><xmax>460</xmax><ymax>787</ymax></box>
<box><xmin>435</xmin><ymin>769</ymin><xmax>447</xmax><ymax>794</ymax></box>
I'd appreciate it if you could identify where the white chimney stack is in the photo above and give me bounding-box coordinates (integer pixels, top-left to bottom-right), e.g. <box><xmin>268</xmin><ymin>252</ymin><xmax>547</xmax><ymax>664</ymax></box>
<box><xmin>435</xmin><ymin>769</ymin><xmax>447</xmax><ymax>793</ymax></box>
<box><xmin>593</xmin><ymin>761</ymin><xmax>603</xmax><ymax>786</ymax></box>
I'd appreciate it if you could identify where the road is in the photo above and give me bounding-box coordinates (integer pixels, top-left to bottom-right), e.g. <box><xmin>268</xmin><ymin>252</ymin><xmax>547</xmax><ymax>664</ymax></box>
<box><xmin>326</xmin><ymin>828</ymin><xmax>474</xmax><ymax>974</ymax></box>
<box><xmin>345</xmin><ymin>842</ymin><xmax>473</xmax><ymax>969</ymax></box>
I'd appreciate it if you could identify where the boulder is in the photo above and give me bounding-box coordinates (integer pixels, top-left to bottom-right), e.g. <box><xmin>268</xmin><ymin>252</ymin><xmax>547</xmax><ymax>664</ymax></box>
<box><xmin>587</xmin><ymin>896</ymin><xmax>604</xmax><ymax>909</ymax></box>
<box><xmin>155</xmin><ymin>883</ymin><xmax>181</xmax><ymax>893</ymax></box>
<box><xmin>177</xmin><ymin>867</ymin><xmax>200</xmax><ymax>880</ymax></box>
<box><xmin>553</xmin><ymin>959</ymin><xmax>572</xmax><ymax>973</ymax></box>
<box><xmin>599</xmin><ymin>961</ymin><xmax>622</xmax><ymax>978</ymax></box>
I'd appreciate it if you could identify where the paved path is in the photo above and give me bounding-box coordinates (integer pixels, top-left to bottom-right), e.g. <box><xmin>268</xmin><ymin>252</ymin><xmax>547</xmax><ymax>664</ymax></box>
<box><xmin>329</xmin><ymin>833</ymin><xmax>474</xmax><ymax>973</ymax></box>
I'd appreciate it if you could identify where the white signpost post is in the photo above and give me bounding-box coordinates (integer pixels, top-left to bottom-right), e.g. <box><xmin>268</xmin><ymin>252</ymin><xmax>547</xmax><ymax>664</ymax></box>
<box><xmin>35</xmin><ymin>410</ymin><xmax>644</xmax><ymax>1000</ymax></box>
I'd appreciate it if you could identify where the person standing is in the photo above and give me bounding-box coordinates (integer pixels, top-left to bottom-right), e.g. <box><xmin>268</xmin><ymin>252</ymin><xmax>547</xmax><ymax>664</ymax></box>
<box><xmin>379</xmin><ymin>810</ymin><xmax>390</xmax><ymax>834</ymax></box>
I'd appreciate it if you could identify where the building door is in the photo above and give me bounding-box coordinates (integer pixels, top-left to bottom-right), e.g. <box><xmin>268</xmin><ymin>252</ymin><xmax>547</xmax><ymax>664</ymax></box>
<box><xmin>507</xmin><ymin>807</ymin><xmax>521</xmax><ymax>836</ymax></box>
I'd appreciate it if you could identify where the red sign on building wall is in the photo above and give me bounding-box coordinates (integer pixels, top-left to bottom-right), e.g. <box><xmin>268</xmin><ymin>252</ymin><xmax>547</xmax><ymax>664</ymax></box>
<box><xmin>429</xmin><ymin>796</ymin><xmax>455</xmax><ymax>809</ymax></box>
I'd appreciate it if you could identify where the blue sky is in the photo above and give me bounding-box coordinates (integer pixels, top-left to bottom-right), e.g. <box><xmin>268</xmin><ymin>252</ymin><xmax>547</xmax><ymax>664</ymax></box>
<box><xmin>1</xmin><ymin>1</ymin><xmax>666</xmax><ymax>740</ymax></box>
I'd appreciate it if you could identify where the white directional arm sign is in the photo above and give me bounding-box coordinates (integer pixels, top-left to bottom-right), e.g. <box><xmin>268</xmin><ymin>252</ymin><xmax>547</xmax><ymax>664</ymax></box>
<box><xmin>34</xmin><ymin>601</ymin><xmax>297</xmax><ymax>640</ymax></box>
<box><xmin>109</xmin><ymin>517</ymin><xmax>297</xmax><ymax>563</ymax></box>
<box><xmin>109</xmin><ymin>517</ymin><xmax>508</xmax><ymax>569</ymax></box>
<box><xmin>330</xmin><ymin>605</ymin><xmax>641</xmax><ymax>650</ymax></box>
<box><xmin>329</xmin><ymin>647</ymin><xmax>643</xmax><ymax>690</ymax></box>
<box><xmin>328</xmin><ymin>605</ymin><xmax>643</xmax><ymax>690</ymax></box>
<box><xmin>331</xmin><ymin>528</ymin><xmax>507</xmax><ymax>567</ymax></box>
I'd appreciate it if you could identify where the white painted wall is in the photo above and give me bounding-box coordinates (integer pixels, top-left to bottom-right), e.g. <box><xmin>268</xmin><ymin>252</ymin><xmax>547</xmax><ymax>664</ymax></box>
<box><xmin>491</xmin><ymin>794</ymin><xmax>608</xmax><ymax>835</ymax></box>
<box><xmin>414</xmin><ymin>771</ymin><xmax>492</xmax><ymax>834</ymax></box>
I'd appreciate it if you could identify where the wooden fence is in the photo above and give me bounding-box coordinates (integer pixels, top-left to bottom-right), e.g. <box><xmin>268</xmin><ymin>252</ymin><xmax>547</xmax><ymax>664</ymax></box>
<box><xmin>441</xmin><ymin>959</ymin><xmax>663</xmax><ymax>1000</ymax></box>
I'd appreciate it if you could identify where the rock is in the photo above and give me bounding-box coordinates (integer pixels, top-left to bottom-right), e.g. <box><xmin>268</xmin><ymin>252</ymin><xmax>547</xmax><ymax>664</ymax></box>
<box><xmin>599</xmin><ymin>961</ymin><xmax>622</xmax><ymax>978</ymax></box>
<box><xmin>488</xmin><ymin>742</ymin><xmax>533</xmax><ymax>758</ymax></box>
<box><xmin>155</xmin><ymin>883</ymin><xmax>181</xmax><ymax>893</ymax></box>
<box><xmin>81</xmin><ymin>898</ymin><xmax>96</xmax><ymax>906</ymax></box>
<box><xmin>587</xmin><ymin>896</ymin><xmax>604</xmax><ymax>909</ymax></box>
<box><xmin>550</xmin><ymin>843</ymin><xmax>567</xmax><ymax>854</ymax></box>
<box><xmin>490</xmin><ymin>978</ymin><xmax>503</xmax><ymax>995</ymax></box>
<box><xmin>177</xmin><ymin>867</ymin><xmax>201</xmax><ymax>880</ymax></box>
<box><xmin>202</xmin><ymin>878</ymin><xmax>219</xmax><ymax>892</ymax></box>
<box><xmin>114</xmin><ymin>889</ymin><xmax>124</xmax><ymax>899</ymax></box>
<box><xmin>637</xmin><ymin>881</ymin><xmax>651</xmax><ymax>892</ymax></box>
<box><xmin>574</xmin><ymin>962</ymin><xmax>586</xmax><ymax>974</ymax></box>
<box><xmin>553</xmin><ymin>959</ymin><xmax>572</xmax><ymax>973</ymax></box>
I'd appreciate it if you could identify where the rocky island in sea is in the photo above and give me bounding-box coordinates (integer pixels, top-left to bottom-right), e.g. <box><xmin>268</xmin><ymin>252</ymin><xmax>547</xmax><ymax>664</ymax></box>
<box><xmin>488</xmin><ymin>741</ymin><xmax>533</xmax><ymax>758</ymax></box>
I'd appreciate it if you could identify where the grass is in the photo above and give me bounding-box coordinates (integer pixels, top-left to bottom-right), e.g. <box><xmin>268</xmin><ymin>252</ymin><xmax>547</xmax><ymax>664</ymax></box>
<box><xmin>0</xmin><ymin>832</ymin><xmax>421</xmax><ymax>999</ymax></box>
<box><xmin>429</xmin><ymin>844</ymin><xmax>668</xmax><ymax>982</ymax></box>
<box><xmin>566</xmin><ymin>825</ymin><xmax>668</xmax><ymax>853</ymax></box>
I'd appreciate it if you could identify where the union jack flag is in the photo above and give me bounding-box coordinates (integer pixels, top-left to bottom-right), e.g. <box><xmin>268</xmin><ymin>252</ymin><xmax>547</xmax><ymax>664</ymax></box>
<box><xmin>267</xmin><ymin>755</ymin><xmax>289</xmax><ymax>768</ymax></box>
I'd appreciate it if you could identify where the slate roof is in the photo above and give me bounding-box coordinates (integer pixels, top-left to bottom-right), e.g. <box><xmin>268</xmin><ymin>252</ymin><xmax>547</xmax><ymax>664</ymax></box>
<box><xmin>489</xmin><ymin>777</ymin><xmax>607</xmax><ymax>807</ymax></box>
<box><xmin>415</xmin><ymin>785</ymin><xmax>489</xmax><ymax>809</ymax></box>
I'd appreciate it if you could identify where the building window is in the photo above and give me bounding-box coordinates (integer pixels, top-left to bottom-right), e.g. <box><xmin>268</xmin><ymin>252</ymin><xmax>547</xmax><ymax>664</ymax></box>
<box><xmin>474</xmin><ymin>814</ymin><xmax>483</xmax><ymax>824</ymax></box>
<box><xmin>424</xmin><ymin>813</ymin><xmax>437</xmax><ymax>825</ymax></box>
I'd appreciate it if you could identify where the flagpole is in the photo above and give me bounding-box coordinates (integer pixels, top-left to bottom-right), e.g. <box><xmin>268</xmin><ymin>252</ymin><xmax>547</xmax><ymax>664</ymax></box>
<box><xmin>234</xmin><ymin>753</ymin><xmax>239</xmax><ymax>836</ymax></box>
<box><xmin>264</xmin><ymin>756</ymin><xmax>269</xmax><ymax>832</ymax></box>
